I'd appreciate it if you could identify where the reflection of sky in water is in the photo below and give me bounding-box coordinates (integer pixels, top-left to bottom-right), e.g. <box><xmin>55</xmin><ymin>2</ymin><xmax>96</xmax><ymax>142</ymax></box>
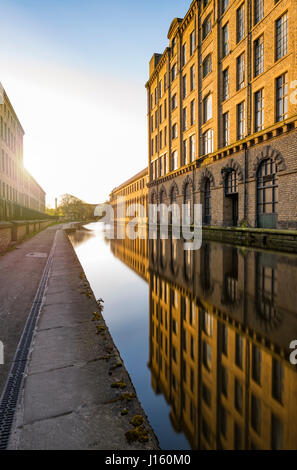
<box><xmin>69</xmin><ymin>222</ymin><xmax>190</xmax><ymax>450</ymax></box>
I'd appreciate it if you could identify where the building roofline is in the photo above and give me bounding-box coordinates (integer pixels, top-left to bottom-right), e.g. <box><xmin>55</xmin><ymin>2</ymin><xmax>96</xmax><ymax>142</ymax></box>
<box><xmin>0</xmin><ymin>82</ymin><xmax>25</xmax><ymax>134</ymax></box>
<box><xmin>110</xmin><ymin>167</ymin><xmax>148</xmax><ymax>195</ymax></box>
<box><xmin>145</xmin><ymin>48</ymin><xmax>170</xmax><ymax>88</ymax></box>
<box><xmin>24</xmin><ymin>168</ymin><xmax>46</xmax><ymax>195</ymax></box>
<box><xmin>167</xmin><ymin>17</ymin><xmax>183</xmax><ymax>39</ymax></box>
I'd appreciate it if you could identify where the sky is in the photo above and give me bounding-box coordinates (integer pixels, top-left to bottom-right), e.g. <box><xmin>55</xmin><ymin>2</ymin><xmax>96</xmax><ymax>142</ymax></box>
<box><xmin>0</xmin><ymin>0</ymin><xmax>189</xmax><ymax>207</ymax></box>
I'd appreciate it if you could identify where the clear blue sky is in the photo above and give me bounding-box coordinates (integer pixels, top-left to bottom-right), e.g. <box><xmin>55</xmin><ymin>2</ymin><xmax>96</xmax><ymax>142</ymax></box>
<box><xmin>1</xmin><ymin>0</ymin><xmax>190</xmax><ymax>205</ymax></box>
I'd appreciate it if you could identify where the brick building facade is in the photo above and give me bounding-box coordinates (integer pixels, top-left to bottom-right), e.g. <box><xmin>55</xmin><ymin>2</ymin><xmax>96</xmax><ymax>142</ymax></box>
<box><xmin>0</xmin><ymin>83</ymin><xmax>46</xmax><ymax>220</ymax></box>
<box><xmin>110</xmin><ymin>167</ymin><xmax>148</xmax><ymax>226</ymax></box>
<box><xmin>146</xmin><ymin>0</ymin><xmax>297</xmax><ymax>229</ymax></box>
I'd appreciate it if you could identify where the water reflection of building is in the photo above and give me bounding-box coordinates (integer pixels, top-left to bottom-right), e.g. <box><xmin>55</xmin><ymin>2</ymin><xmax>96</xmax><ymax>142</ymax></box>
<box><xmin>149</xmin><ymin>238</ymin><xmax>297</xmax><ymax>450</ymax></box>
<box><xmin>110</xmin><ymin>236</ymin><xmax>149</xmax><ymax>282</ymax></box>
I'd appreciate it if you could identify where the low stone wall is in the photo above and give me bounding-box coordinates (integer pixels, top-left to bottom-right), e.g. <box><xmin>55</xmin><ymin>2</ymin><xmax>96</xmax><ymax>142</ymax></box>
<box><xmin>39</xmin><ymin>221</ymin><xmax>50</xmax><ymax>230</ymax></box>
<box><xmin>0</xmin><ymin>220</ymin><xmax>53</xmax><ymax>253</ymax></box>
<box><xmin>0</xmin><ymin>222</ymin><xmax>13</xmax><ymax>253</ymax></box>
<box><xmin>11</xmin><ymin>222</ymin><xmax>28</xmax><ymax>242</ymax></box>
<box><xmin>203</xmin><ymin>226</ymin><xmax>297</xmax><ymax>253</ymax></box>
<box><xmin>28</xmin><ymin>222</ymin><xmax>35</xmax><ymax>234</ymax></box>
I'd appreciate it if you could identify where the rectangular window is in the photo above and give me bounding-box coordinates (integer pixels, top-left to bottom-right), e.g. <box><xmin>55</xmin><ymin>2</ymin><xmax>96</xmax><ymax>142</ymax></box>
<box><xmin>164</xmin><ymin>99</ymin><xmax>167</xmax><ymax>119</ymax></box>
<box><xmin>182</xmin><ymin>75</ymin><xmax>187</xmax><ymax>99</ymax></box>
<box><xmin>251</xmin><ymin>395</ymin><xmax>261</xmax><ymax>435</ymax></box>
<box><xmin>234</xmin><ymin>423</ymin><xmax>243</xmax><ymax>450</ymax></box>
<box><xmin>222</xmin><ymin>324</ymin><xmax>228</xmax><ymax>356</ymax></box>
<box><xmin>223</xmin><ymin>112</ymin><xmax>229</xmax><ymax>147</ymax></box>
<box><xmin>190</xmin><ymin>335</ymin><xmax>194</xmax><ymax>359</ymax></box>
<box><xmin>237</xmin><ymin>4</ymin><xmax>245</xmax><ymax>43</ymax></box>
<box><xmin>272</xmin><ymin>358</ymin><xmax>284</xmax><ymax>404</ymax></box>
<box><xmin>183</xmin><ymin>107</ymin><xmax>187</xmax><ymax>131</ymax></box>
<box><xmin>220</xmin><ymin>406</ymin><xmax>227</xmax><ymax>437</ymax></box>
<box><xmin>222</xmin><ymin>23</ymin><xmax>229</xmax><ymax>57</ymax></box>
<box><xmin>164</xmin><ymin>73</ymin><xmax>168</xmax><ymax>91</ymax></box>
<box><xmin>237</xmin><ymin>53</ymin><xmax>245</xmax><ymax>90</ymax></box>
<box><xmin>190</xmin><ymin>134</ymin><xmax>196</xmax><ymax>162</ymax></box>
<box><xmin>183</xmin><ymin>140</ymin><xmax>188</xmax><ymax>166</ymax></box>
<box><xmin>235</xmin><ymin>379</ymin><xmax>243</xmax><ymax>414</ymax></box>
<box><xmin>222</xmin><ymin>368</ymin><xmax>228</xmax><ymax>398</ymax></box>
<box><xmin>202</xmin><ymin>383</ymin><xmax>211</xmax><ymax>407</ymax></box>
<box><xmin>159</xmin><ymin>105</ymin><xmax>162</xmax><ymax>124</ymax></box>
<box><xmin>159</xmin><ymin>130</ymin><xmax>163</xmax><ymax>149</ymax></box>
<box><xmin>276</xmin><ymin>13</ymin><xmax>288</xmax><ymax>61</ymax></box>
<box><xmin>203</xmin><ymin>94</ymin><xmax>212</xmax><ymax>123</ymax></box>
<box><xmin>202</xmin><ymin>341</ymin><xmax>212</xmax><ymax>371</ymax></box>
<box><xmin>202</xmin><ymin>14</ymin><xmax>212</xmax><ymax>40</ymax></box>
<box><xmin>276</xmin><ymin>73</ymin><xmax>288</xmax><ymax>122</ymax></box>
<box><xmin>252</xmin><ymin>344</ymin><xmax>262</xmax><ymax>385</ymax></box>
<box><xmin>190</xmin><ymin>100</ymin><xmax>195</xmax><ymax>126</ymax></box>
<box><xmin>223</xmin><ymin>68</ymin><xmax>229</xmax><ymax>100</ymax></box>
<box><xmin>155</xmin><ymin>110</ymin><xmax>158</xmax><ymax>129</ymax></box>
<box><xmin>237</xmin><ymin>101</ymin><xmax>245</xmax><ymax>140</ymax></box>
<box><xmin>203</xmin><ymin>129</ymin><xmax>213</xmax><ymax>155</ymax></box>
<box><xmin>159</xmin><ymin>81</ymin><xmax>162</xmax><ymax>99</ymax></box>
<box><xmin>172</xmin><ymin>94</ymin><xmax>177</xmax><ymax>110</ymax></box>
<box><xmin>235</xmin><ymin>333</ymin><xmax>243</xmax><ymax>369</ymax></box>
<box><xmin>182</xmin><ymin>43</ymin><xmax>186</xmax><ymax>67</ymax></box>
<box><xmin>164</xmin><ymin>126</ymin><xmax>167</xmax><ymax>146</ymax></box>
<box><xmin>172</xmin><ymin>123</ymin><xmax>178</xmax><ymax>139</ymax></box>
<box><xmin>255</xmin><ymin>88</ymin><xmax>264</xmax><ymax>132</ymax></box>
<box><xmin>202</xmin><ymin>310</ymin><xmax>213</xmax><ymax>337</ymax></box>
<box><xmin>171</xmin><ymin>37</ymin><xmax>176</xmax><ymax>57</ymax></box>
<box><xmin>190</xmin><ymin>65</ymin><xmax>195</xmax><ymax>91</ymax></box>
<box><xmin>190</xmin><ymin>30</ymin><xmax>195</xmax><ymax>55</ymax></box>
<box><xmin>203</xmin><ymin>54</ymin><xmax>212</xmax><ymax>78</ymax></box>
<box><xmin>171</xmin><ymin>64</ymin><xmax>177</xmax><ymax>82</ymax></box>
<box><xmin>160</xmin><ymin>155</ymin><xmax>163</xmax><ymax>176</ymax></box>
<box><xmin>254</xmin><ymin>35</ymin><xmax>264</xmax><ymax>77</ymax></box>
<box><xmin>172</xmin><ymin>150</ymin><xmax>178</xmax><ymax>171</ymax></box>
<box><xmin>222</xmin><ymin>0</ymin><xmax>229</xmax><ymax>13</ymax></box>
<box><xmin>254</xmin><ymin>0</ymin><xmax>264</xmax><ymax>25</ymax></box>
<box><xmin>271</xmin><ymin>414</ymin><xmax>283</xmax><ymax>450</ymax></box>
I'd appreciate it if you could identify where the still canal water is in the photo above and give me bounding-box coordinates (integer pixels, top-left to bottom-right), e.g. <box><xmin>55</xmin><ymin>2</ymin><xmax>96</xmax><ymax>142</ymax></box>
<box><xmin>69</xmin><ymin>222</ymin><xmax>297</xmax><ymax>450</ymax></box>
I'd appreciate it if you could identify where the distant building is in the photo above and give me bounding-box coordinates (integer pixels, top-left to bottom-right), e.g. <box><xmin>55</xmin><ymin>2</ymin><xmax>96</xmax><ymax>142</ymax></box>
<box><xmin>0</xmin><ymin>83</ymin><xmax>46</xmax><ymax>219</ymax></box>
<box><xmin>110</xmin><ymin>167</ymin><xmax>148</xmax><ymax>225</ymax></box>
<box><xmin>146</xmin><ymin>0</ymin><xmax>297</xmax><ymax>229</ymax></box>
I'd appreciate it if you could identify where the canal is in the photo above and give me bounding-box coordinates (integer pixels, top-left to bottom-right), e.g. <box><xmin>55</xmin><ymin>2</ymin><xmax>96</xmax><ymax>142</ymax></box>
<box><xmin>69</xmin><ymin>221</ymin><xmax>297</xmax><ymax>450</ymax></box>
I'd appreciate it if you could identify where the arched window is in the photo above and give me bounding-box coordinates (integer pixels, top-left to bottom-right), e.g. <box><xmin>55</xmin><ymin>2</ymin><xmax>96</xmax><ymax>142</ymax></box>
<box><xmin>257</xmin><ymin>159</ymin><xmax>278</xmax><ymax>228</ymax></box>
<box><xmin>184</xmin><ymin>183</ymin><xmax>192</xmax><ymax>224</ymax></box>
<box><xmin>225</xmin><ymin>170</ymin><xmax>238</xmax><ymax>195</ymax></box>
<box><xmin>255</xmin><ymin>253</ymin><xmax>280</xmax><ymax>331</ymax></box>
<box><xmin>170</xmin><ymin>186</ymin><xmax>177</xmax><ymax>204</ymax></box>
<box><xmin>224</xmin><ymin>169</ymin><xmax>238</xmax><ymax>226</ymax></box>
<box><xmin>160</xmin><ymin>190</ymin><xmax>166</xmax><ymax>205</ymax></box>
<box><xmin>170</xmin><ymin>186</ymin><xmax>178</xmax><ymax>225</ymax></box>
<box><xmin>203</xmin><ymin>179</ymin><xmax>211</xmax><ymax>225</ymax></box>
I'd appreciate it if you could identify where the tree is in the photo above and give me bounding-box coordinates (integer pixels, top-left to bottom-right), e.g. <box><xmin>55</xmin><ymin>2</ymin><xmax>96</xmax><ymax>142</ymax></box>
<box><xmin>58</xmin><ymin>194</ymin><xmax>96</xmax><ymax>220</ymax></box>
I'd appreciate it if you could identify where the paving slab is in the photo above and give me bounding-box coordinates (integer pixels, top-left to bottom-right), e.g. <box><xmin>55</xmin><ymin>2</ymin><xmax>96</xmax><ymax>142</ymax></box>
<box><xmin>0</xmin><ymin>225</ymin><xmax>58</xmax><ymax>394</ymax></box>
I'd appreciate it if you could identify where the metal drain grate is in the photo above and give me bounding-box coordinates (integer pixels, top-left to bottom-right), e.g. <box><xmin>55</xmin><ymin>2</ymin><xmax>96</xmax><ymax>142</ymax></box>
<box><xmin>0</xmin><ymin>232</ymin><xmax>58</xmax><ymax>449</ymax></box>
